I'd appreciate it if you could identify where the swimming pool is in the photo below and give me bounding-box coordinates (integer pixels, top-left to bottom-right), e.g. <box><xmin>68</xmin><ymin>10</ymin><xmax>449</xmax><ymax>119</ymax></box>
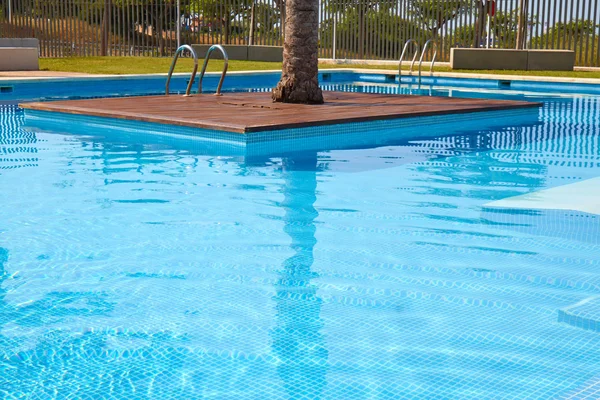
<box><xmin>1</xmin><ymin>72</ymin><xmax>599</xmax><ymax>399</ymax></box>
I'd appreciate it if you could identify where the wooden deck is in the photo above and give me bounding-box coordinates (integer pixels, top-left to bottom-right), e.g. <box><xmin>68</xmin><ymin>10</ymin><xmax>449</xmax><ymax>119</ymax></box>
<box><xmin>20</xmin><ymin>92</ymin><xmax>540</xmax><ymax>134</ymax></box>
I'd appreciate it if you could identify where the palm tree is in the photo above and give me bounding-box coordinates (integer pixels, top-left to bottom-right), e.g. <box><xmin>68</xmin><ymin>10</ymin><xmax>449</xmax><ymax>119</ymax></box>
<box><xmin>272</xmin><ymin>0</ymin><xmax>324</xmax><ymax>104</ymax></box>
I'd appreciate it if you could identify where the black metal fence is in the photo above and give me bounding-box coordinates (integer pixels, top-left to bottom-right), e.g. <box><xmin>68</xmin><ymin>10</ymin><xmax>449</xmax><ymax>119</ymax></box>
<box><xmin>0</xmin><ymin>0</ymin><xmax>599</xmax><ymax>66</ymax></box>
<box><xmin>319</xmin><ymin>0</ymin><xmax>600</xmax><ymax>66</ymax></box>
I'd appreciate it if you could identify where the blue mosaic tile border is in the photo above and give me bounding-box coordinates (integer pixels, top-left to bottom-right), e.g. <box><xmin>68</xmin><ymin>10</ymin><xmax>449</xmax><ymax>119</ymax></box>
<box><xmin>246</xmin><ymin>108</ymin><xmax>539</xmax><ymax>143</ymax></box>
<box><xmin>24</xmin><ymin>106</ymin><xmax>539</xmax><ymax>149</ymax></box>
<box><xmin>24</xmin><ymin>109</ymin><xmax>246</xmax><ymax>144</ymax></box>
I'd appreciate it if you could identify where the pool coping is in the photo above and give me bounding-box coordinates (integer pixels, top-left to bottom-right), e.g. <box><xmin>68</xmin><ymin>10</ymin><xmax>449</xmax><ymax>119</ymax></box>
<box><xmin>1</xmin><ymin>68</ymin><xmax>599</xmax><ymax>86</ymax></box>
<box><xmin>348</xmin><ymin>68</ymin><xmax>600</xmax><ymax>85</ymax></box>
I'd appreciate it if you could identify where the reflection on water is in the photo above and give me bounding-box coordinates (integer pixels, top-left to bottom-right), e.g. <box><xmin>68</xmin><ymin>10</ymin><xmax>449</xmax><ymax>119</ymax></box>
<box><xmin>0</xmin><ymin>105</ymin><xmax>38</xmax><ymax>171</ymax></box>
<box><xmin>0</xmin><ymin>92</ymin><xmax>600</xmax><ymax>398</ymax></box>
<box><xmin>271</xmin><ymin>155</ymin><xmax>328</xmax><ymax>399</ymax></box>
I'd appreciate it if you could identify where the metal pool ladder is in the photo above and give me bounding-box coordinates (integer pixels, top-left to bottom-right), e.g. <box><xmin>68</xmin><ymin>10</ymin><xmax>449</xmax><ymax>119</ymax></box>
<box><xmin>398</xmin><ymin>39</ymin><xmax>420</xmax><ymax>84</ymax></box>
<box><xmin>165</xmin><ymin>44</ymin><xmax>229</xmax><ymax>96</ymax></box>
<box><xmin>198</xmin><ymin>44</ymin><xmax>229</xmax><ymax>96</ymax></box>
<box><xmin>166</xmin><ymin>45</ymin><xmax>198</xmax><ymax>96</ymax></box>
<box><xmin>418</xmin><ymin>39</ymin><xmax>438</xmax><ymax>86</ymax></box>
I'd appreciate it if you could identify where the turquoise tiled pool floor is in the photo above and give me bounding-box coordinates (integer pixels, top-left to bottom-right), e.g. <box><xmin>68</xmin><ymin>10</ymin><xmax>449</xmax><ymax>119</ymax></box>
<box><xmin>1</xmin><ymin>89</ymin><xmax>600</xmax><ymax>399</ymax></box>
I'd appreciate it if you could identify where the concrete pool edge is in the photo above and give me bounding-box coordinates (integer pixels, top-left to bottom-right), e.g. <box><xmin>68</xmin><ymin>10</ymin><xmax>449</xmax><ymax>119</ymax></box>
<box><xmin>2</xmin><ymin>67</ymin><xmax>599</xmax><ymax>86</ymax></box>
<box><xmin>2</xmin><ymin>70</ymin><xmax>600</xmax><ymax>106</ymax></box>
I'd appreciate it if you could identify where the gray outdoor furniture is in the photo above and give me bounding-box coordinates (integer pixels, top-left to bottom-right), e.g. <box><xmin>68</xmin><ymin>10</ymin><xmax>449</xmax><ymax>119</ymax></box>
<box><xmin>0</xmin><ymin>38</ymin><xmax>40</xmax><ymax>71</ymax></box>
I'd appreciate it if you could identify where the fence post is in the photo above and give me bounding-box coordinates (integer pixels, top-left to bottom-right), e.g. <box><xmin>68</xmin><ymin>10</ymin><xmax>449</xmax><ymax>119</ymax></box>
<box><xmin>7</xmin><ymin>0</ymin><xmax>600</xmax><ymax>67</ymax></box>
<box><xmin>358</xmin><ymin>5</ymin><xmax>365</xmax><ymax>59</ymax></box>
<box><xmin>486</xmin><ymin>14</ymin><xmax>490</xmax><ymax>48</ymax></box>
<box><xmin>101</xmin><ymin>0</ymin><xmax>110</xmax><ymax>56</ymax></box>
<box><xmin>474</xmin><ymin>1</ymin><xmax>486</xmax><ymax>48</ymax></box>
<box><xmin>516</xmin><ymin>0</ymin><xmax>528</xmax><ymax>49</ymax></box>
<box><xmin>249</xmin><ymin>1</ymin><xmax>256</xmax><ymax>46</ymax></box>
<box><xmin>332</xmin><ymin>16</ymin><xmax>336</xmax><ymax>60</ymax></box>
<box><xmin>281</xmin><ymin>1</ymin><xmax>286</xmax><ymax>43</ymax></box>
<box><xmin>176</xmin><ymin>0</ymin><xmax>181</xmax><ymax>48</ymax></box>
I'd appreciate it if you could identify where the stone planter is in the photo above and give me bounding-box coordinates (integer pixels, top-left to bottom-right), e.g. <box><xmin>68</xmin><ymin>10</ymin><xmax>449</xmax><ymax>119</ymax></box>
<box><xmin>191</xmin><ymin>45</ymin><xmax>282</xmax><ymax>62</ymax></box>
<box><xmin>450</xmin><ymin>48</ymin><xmax>575</xmax><ymax>71</ymax></box>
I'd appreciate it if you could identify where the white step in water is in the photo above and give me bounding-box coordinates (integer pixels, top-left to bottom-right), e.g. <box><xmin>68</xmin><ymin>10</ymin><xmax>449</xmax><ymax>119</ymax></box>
<box><xmin>558</xmin><ymin>296</ymin><xmax>600</xmax><ymax>333</ymax></box>
<box><xmin>485</xmin><ymin>177</ymin><xmax>600</xmax><ymax>216</ymax></box>
<box><xmin>482</xmin><ymin>177</ymin><xmax>600</xmax><ymax>244</ymax></box>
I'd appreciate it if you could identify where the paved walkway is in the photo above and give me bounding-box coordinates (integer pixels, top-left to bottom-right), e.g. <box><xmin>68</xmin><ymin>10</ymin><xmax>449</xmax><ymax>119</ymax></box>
<box><xmin>0</xmin><ymin>71</ymin><xmax>93</xmax><ymax>78</ymax></box>
<box><xmin>2</xmin><ymin>68</ymin><xmax>598</xmax><ymax>85</ymax></box>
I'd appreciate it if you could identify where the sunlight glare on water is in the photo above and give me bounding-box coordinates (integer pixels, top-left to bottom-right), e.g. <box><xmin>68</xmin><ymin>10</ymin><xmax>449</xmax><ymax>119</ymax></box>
<box><xmin>0</xmin><ymin>89</ymin><xmax>599</xmax><ymax>399</ymax></box>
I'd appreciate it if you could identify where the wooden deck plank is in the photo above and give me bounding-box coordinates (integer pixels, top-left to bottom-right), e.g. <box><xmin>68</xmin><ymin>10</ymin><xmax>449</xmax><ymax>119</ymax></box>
<box><xmin>20</xmin><ymin>92</ymin><xmax>541</xmax><ymax>134</ymax></box>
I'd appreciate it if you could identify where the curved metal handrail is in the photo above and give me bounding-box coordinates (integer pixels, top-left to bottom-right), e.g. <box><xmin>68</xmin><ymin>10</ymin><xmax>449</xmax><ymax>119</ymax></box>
<box><xmin>165</xmin><ymin>45</ymin><xmax>199</xmax><ymax>96</ymax></box>
<box><xmin>418</xmin><ymin>39</ymin><xmax>438</xmax><ymax>86</ymax></box>
<box><xmin>198</xmin><ymin>45</ymin><xmax>229</xmax><ymax>96</ymax></box>
<box><xmin>398</xmin><ymin>39</ymin><xmax>420</xmax><ymax>83</ymax></box>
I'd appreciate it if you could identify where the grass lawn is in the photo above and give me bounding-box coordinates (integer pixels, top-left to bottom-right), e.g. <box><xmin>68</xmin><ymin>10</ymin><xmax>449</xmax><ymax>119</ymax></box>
<box><xmin>40</xmin><ymin>57</ymin><xmax>600</xmax><ymax>79</ymax></box>
<box><xmin>40</xmin><ymin>57</ymin><xmax>282</xmax><ymax>75</ymax></box>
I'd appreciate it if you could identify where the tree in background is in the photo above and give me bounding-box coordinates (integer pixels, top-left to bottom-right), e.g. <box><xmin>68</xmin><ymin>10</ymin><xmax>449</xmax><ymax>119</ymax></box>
<box><xmin>535</xmin><ymin>20</ymin><xmax>599</xmax><ymax>47</ymax></box>
<box><xmin>271</xmin><ymin>0</ymin><xmax>286</xmax><ymax>39</ymax></box>
<box><xmin>532</xmin><ymin>20</ymin><xmax>599</xmax><ymax>65</ymax></box>
<box><xmin>450</xmin><ymin>8</ymin><xmax>536</xmax><ymax>49</ymax></box>
<box><xmin>248</xmin><ymin>0</ymin><xmax>286</xmax><ymax>45</ymax></box>
<box><xmin>107</xmin><ymin>0</ymin><xmax>181</xmax><ymax>56</ymax></box>
<box><xmin>189</xmin><ymin>0</ymin><xmax>252</xmax><ymax>44</ymax></box>
<box><xmin>409</xmin><ymin>0</ymin><xmax>497</xmax><ymax>48</ymax></box>
<box><xmin>515</xmin><ymin>0</ymin><xmax>528</xmax><ymax>49</ymax></box>
<box><xmin>489</xmin><ymin>9</ymin><xmax>521</xmax><ymax>47</ymax></box>
<box><xmin>320</xmin><ymin>10</ymin><xmax>425</xmax><ymax>59</ymax></box>
<box><xmin>325</xmin><ymin>0</ymin><xmax>396</xmax><ymax>59</ymax></box>
<box><xmin>409</xmin><ymin>0</ymin><xmax>472</xmax><ymax>38</ymax></box>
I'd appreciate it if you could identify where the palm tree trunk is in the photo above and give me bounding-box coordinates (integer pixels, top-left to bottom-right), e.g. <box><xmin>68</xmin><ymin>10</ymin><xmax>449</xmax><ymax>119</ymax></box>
<box><xmin>272</xmin><ymin>0</ymin><xmax>323</xmax><ymax>104</ymax></box>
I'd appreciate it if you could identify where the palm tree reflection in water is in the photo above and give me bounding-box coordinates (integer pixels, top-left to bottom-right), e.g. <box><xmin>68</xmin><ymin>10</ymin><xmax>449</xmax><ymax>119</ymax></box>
<box><xmin>0</xmin><ymin>247</ymin><xmax>7</xmax><ymax>317</ymax></box>
<box><xmin>271</xmin><ymin>154</ymin><xmax>329</xmax><ymax>398</ymax></box>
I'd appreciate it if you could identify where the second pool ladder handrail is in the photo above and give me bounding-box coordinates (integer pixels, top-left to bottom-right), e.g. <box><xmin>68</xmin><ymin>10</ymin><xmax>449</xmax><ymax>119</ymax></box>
<box><xmin>165</xmin><ymin>44</ymin><xmax>198</xmax><ymax>96</ymax></box>
<box><xmin>418</xmin><ymin>39</ymin><xmax>438</xmax><ymax>86</ymax></box>
<box><xmin>398</xmin><ymin>39</ymin><xmax>420</xmax><ymax>83</ymax></box>
<box><xmin>198</xmin><ymin>44</ymin><xmax>229</xmax><ymax>96</ymax></box>
<box><xmin>165</xmin><ymin>44</ymin><xmax>229</xmax><ymax>96</ymax></box>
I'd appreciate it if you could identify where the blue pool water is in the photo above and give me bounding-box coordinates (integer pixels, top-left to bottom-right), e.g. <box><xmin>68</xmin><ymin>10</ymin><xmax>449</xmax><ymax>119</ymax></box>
<box><xmin>1</xmin><ymin>74</ymin><xmax>600</xmax><ymax>399</ymax></box>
